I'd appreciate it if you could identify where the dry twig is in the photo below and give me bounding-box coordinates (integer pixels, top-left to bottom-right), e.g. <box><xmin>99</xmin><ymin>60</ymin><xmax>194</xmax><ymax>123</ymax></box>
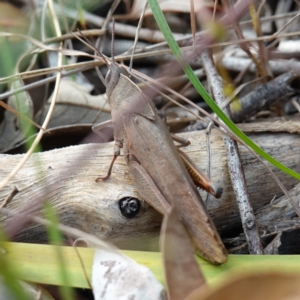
<box><xmin>201</xmin><ymin>49</ymin><xmax>263</xmax><ymax>254</ymax></box>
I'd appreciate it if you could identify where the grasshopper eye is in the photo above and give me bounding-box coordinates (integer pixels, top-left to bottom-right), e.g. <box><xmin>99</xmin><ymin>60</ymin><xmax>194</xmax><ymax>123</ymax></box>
<box><xmin>105</xmin><ymin>70</ymin><xmax>111</xmax><ymax>85</ymax></box>
<box><xmin>119</xmin><ymin>197</ymin><xmax>140</xmax><ymax>218</ymax></box>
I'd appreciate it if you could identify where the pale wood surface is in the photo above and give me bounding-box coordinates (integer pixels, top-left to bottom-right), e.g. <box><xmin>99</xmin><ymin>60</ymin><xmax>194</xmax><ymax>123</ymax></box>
<box><xmin>0</xmin><ymin>129</ymin><xmax>299</xmax><ymax>249</ymax></box>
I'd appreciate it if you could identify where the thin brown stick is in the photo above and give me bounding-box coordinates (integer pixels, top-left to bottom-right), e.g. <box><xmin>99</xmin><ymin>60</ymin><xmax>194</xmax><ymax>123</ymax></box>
<box><xmin>0</xmin><ymin>101</ymin><xmax>43</xmax><ymax>131</ymax></box>
<box><xmin>1</xmin><ymin>28</ymin><xmax>300</xmax><ymax>86</ymax></box>
<box><xmin>250</xmin><ymin>1</ymin><xmax>273</xmax><ymax>80</ymax></box>
<box><xmin>201</xmin><ymin>49</ymin><xmax>264</xmax><ymax>254</ymax></box>
<box><xmin>221</xmin><ymin>0</ymin><xmax>264</xmax><ymax>80</ymax></box>
<box><xmin>190</xmin><ymin>0</ymin><xmax>196</xmax><ymax>52</ymax></box>
<box><xmin>0</xmin><ymin>187</ymin><xmax>19</xmax><ymax>209</ymax></box>
<box><xmin>69</xmin><ymin>237</ymin><xmax>92</xmax><ymax>290</ymax></box>
<box><xmin>129</xmin><ymin>2</ymin><xmax>147</xmax><ymax>73</ymax></box>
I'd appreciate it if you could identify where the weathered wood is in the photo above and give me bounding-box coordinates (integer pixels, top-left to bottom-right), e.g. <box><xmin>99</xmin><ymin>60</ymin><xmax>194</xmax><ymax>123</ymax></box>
<box><xmin>0</xmin><ymin>129</ymin><xmax>299</xmax><ymax>249</ymax></box>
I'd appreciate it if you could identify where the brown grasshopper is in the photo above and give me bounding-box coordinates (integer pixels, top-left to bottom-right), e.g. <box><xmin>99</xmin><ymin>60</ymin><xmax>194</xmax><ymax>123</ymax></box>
<box><xmin>81</xmin><ymin>31</ymin><xmax>227</xmax><ymax>264</ymax></box>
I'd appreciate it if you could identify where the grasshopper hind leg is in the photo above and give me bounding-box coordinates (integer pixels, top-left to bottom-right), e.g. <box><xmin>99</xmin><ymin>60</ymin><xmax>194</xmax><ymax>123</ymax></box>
<box><xmin>171</xmin><ymin>133</ymin><xmax>191</xmax><ymax>148</ymax></box>
<box><xmin>171</xmin><ymin>134</ymin><xmax>223</xmax><ymax>198</ymax></box>
<box><xmin>178</xmin><ymin>148</ymin><xmax>223</xmax><ymax>199</ymax></box>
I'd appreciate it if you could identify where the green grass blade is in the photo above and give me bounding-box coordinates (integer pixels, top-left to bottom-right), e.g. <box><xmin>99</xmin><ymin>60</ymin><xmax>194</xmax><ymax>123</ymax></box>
<box><xmin>147</xmin><ymin>0</ymin><xmax>300</xmax><ymax>181</ymax></box>
<box><xmin>3</xmin><ymin>243</ymin><xmax>300</xmax><ymax>289</ymax></box>
<box><xmin>0</xmin><ymin>231</ymin><xmax>31</xmax><ymax>300</ymax></box>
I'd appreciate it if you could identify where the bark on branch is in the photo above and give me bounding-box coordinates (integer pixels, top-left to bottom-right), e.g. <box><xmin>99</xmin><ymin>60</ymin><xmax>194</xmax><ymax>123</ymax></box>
<box><xmin>0</xmin><ymin>129</ymin><xmax>299</xmax><ymax>250</ymax></box>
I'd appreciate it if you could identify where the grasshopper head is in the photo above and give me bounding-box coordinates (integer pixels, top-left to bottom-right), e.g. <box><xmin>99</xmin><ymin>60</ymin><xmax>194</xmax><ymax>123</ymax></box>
<box><xmin>105</xmin><ymin>62</ymin><xmax>128</xmax><ymax>101</ymax></box>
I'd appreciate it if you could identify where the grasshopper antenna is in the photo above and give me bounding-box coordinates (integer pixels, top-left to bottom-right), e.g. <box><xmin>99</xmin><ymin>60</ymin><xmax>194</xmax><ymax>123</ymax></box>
<box><xmin>71</xmin><ymin>29</ymin><xmax>110</xmax><ymax>69</ymax></box>
<box><xmin>111</xmin><ymin>19</ymin><xmax>116</xmax><ymax>64</ymax></box>
<box><xmin>129</xmin><ymin>2</ymin><xmax>147</xmax><ymax>73</ymax></box>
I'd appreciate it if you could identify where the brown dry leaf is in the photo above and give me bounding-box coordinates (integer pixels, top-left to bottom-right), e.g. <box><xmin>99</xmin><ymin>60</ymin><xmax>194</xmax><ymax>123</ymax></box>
<box><xmin>37</xmin><ymin>79</ymin><xmax>111</xmax><ymax>129</ymax></box>
<box><xmin>128</xmin><ymin>0</ymin><xmax>213</xmax><ymax>19</ymax></box>
<box><xmin>48</xmin><ymin>80</ymin><xmax>110</xmax><ymax>112</ymax></box>
<box><xmin>160</xmin><ymin>207</ymin><xmax>206</xmax><ymax>300</ymax></box>
<box><xmin>185</xmin><ymin>272</ymin><xmax>300</xmax><ymax>300</ymax></box>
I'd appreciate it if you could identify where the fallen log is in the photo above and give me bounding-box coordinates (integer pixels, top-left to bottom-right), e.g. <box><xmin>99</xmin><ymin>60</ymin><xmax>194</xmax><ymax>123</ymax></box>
<box><xmin>0</xmin><ymin>129</ymin><xmax>299</xmax><ymax>250</ymax></box>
